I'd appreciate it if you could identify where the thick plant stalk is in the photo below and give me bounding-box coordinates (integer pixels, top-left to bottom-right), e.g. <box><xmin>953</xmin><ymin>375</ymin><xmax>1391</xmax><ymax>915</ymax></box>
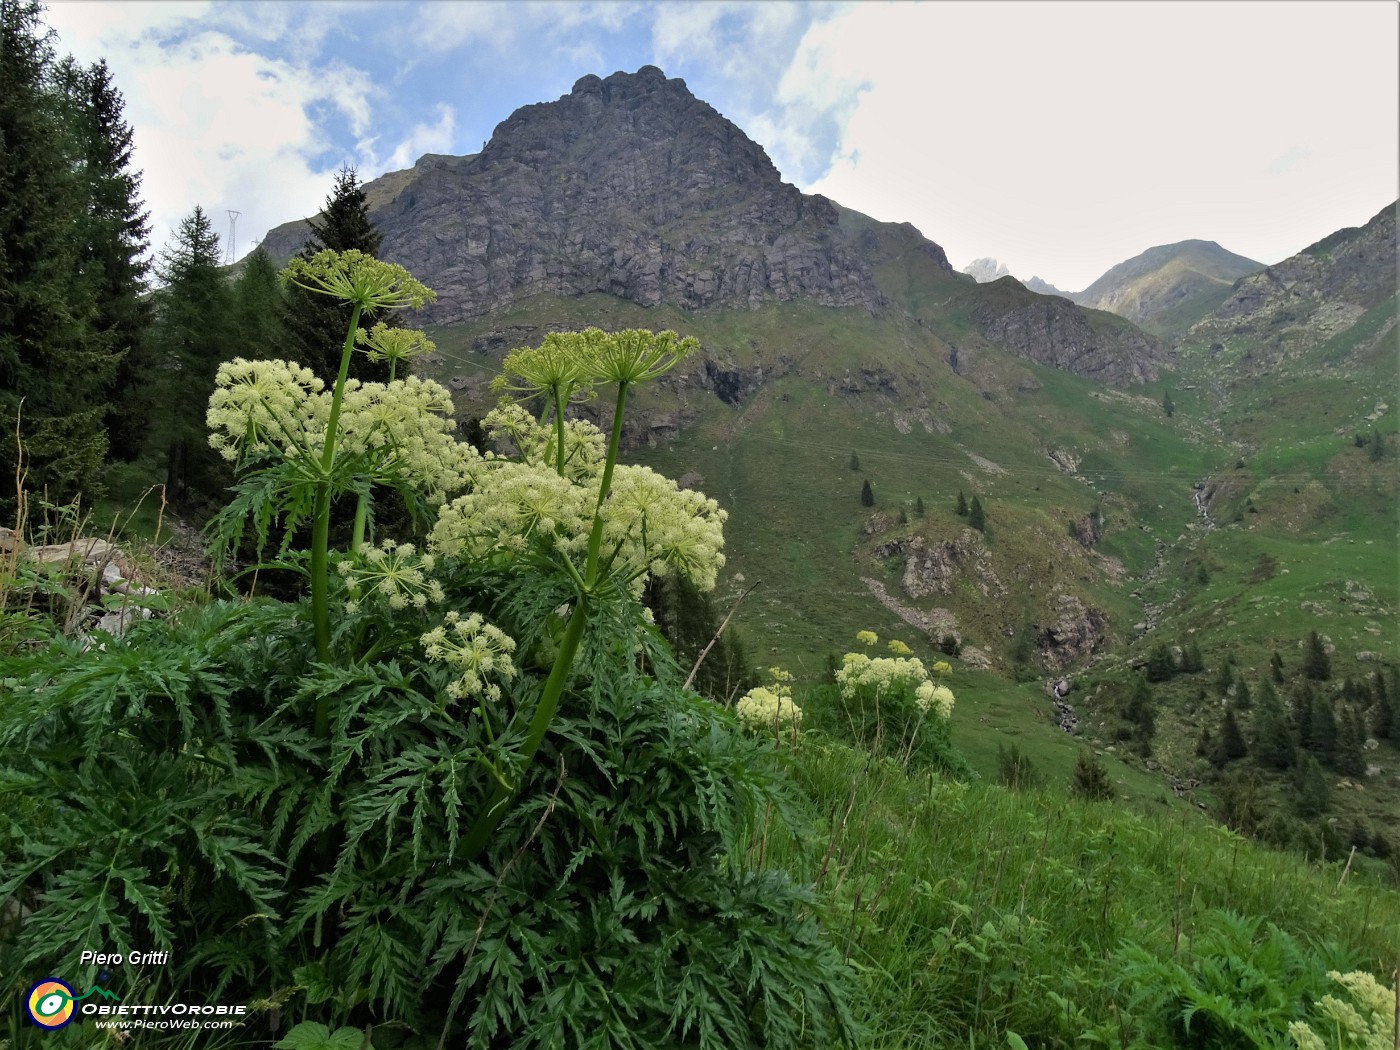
<box><xmin>311</xmin><ymin>302</ymin><xmax>362</xmax><ymax>731</ymax></box>
<box><xmin>460</xmin><ymin>380</ymin><xmax>631</xmax><ymax>859</ymax></box>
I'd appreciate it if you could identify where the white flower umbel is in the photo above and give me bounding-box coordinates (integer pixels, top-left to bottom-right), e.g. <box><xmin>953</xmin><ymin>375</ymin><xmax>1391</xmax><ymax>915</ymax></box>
<box><xmin>420</xmin><ymin>611</ymin><xmax>518</xmax><ymax>704</ymax></box>
<box><xmin>338</xmin><ymin>539</ymin><xmax>444</xmax><ymax>612</ymax></box>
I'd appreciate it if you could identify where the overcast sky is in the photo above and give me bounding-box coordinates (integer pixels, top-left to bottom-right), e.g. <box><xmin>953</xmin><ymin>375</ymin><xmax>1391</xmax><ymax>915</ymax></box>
<box><xmin>44</xmin><ymin>0</ymin><xmax>1399</xmax><ymax>292</ymax></box>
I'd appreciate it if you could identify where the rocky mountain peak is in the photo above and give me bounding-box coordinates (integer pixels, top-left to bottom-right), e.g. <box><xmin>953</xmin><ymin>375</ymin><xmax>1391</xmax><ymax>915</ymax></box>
<box><xmin>262</xmin><ymin>66</ymin><xmax>881</xmax><ymax>323</ymax></box>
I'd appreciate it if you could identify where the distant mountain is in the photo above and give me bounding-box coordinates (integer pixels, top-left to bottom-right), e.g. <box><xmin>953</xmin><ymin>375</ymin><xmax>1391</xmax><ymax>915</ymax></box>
<box><xmin>962</xmin><ymin>257</ymin><xmax>1010</xmax><ymax>283</ymax></box>
<box><xmin>260</xmin><ymin>66</ymin><xmax>1166</xmax><ymax>386</ymax></box>
<box><xmin>1024</xmin><ymin>276</ymin><xmax>1069</xmax><ymax>297</ymax></box>
<box><xmin>1069</xmin><ymin>240</ymin><xmax>1264</xmax><ymax>338</ymax></box>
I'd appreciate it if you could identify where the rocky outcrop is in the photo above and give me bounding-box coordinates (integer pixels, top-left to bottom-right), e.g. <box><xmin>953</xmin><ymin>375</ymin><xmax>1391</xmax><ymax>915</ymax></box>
<box><xmin>971</xmin><ymin>280</ymin><xmax>1169</xmax><ymax>386</ymax></box>
<box><xmin>1189</xmin><ymin>202</ymin><xmax>1397</xmax><ymax>365</ymax></box>
<box><xmin>1035</xmin><ymin>594</ymin><xmax>1110</xmax><ymax>671</ymax></box>
<box><xmin>897</xmin><ymin>530</ymin><xmax>1006</xmax><ymax>600</ymax></box>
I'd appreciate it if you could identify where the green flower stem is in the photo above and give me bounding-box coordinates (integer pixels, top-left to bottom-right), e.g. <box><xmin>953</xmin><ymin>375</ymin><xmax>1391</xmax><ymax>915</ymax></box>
<box><xmin>553</xmin><ymin>385</ymin><xmax>567</xmax><ymax>477</ymax></box>
<box><xmin>311</xmin><ymin>302</ymin><xmax>363</xmax><ymax>721</ymax></box>
<box><xmin>462</xmin><ymin>381</ymin><xmax>630</xmax><ymax>859</ymax></box>
<box><xmin>583</xmin><ymin>381</ymin><xmax>629</xmax><ymax>585</ymax></box>
<box><xmin>351</xmin><ymin>490</ymin><xmax>369</xmax><ymax>553</ymax></box>
<box><xmin>461</xmin><ymin>598</ymin><xmax>589</xmax><ymax>860</ymax></box>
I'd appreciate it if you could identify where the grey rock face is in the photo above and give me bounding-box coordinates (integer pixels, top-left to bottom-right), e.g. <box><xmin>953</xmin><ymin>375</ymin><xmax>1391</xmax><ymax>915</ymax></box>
<box><xmin>971</xmin><ymin>291</ymin><xmax>1168</xmax><ymax>386</ymax></box>
<box><xmin>280</xmin><ymin>67</ymin><xmax>881</xmax><ymax>324</ymax></box>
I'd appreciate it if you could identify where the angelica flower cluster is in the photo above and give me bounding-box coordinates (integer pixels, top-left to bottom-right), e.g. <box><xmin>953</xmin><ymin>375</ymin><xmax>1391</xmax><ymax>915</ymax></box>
<box><xmin>837</xmin><ymin>636</ymin><xmax>955</xmax><ymax>719</ymax></box>
<box><xmin>420</xmin><ymin>611</ymin><xmax>518</xmax><ymax>703</ymax></box>
<box><xmin>207</xmin><ymin>360</ymin><xmax>478</xmax><ymax>501</ymax></box>
<box><xmin>1288</xmin><ymin>970</ymin><xmax>1396</xmax><ymax>1050</ymax></box>
<box><xmin>429</xmin><ymin>460</ymin><xmax>727</xmax><ymax>592</ymax></box>
<box><xmin>337</xmin><ymin>540</ymin><xmax>444</xmax><ymax>612</ymax></box>
<box><xmin>482</xmin><ymin>403</ymin><xmax>605</xmax><ymax>481</ymax></box>
<box><xmin>735</xmin><ymin>667</ymin><xmax>803</xmax><ymax>736</ymax></box>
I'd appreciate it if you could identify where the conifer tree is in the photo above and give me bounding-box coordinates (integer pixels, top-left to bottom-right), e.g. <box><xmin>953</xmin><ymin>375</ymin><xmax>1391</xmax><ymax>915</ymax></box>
<box><xmin>1302</xmin><ymin>695</ymin><xmax>1337</xmax><ymax>764</ymax></box>
<box><xmin>1070</xmin><ymin>749</ymin><xmax>1113</xmax><ymax>801</ymax></box>
<box><xmin>1302</xmin><ymin>630</ymin><xmax>1331</xmax><ymax>681</ymax></box>
<box><xmin>1145</xmin><ymin>643</ymin><xmax>1175</xmax><ymax>683</ymax></box>
<box><xmin>63</xmin><ymin>57</ymin><xmax>152</xmax><ymax>462</ymax></box>
<box><xmin>233</xmin><ymin>246</ymin><xmax>288</xmax><ymax>358</ymax></box>
<box><xmin>1292</xmin><ymin>754</ymin><xmax>1330</xmax><ymax>818</ymax></box>
<box><xmin>967</xmin><ymin>495</ymin><xmax>985</xmax><ymax>532</ymax></box>
<box><xmin>859</xmin><ymin>479</ymin><xmax>874</xmax><ymax>507</ymax></box>
<box><xmin>1334</xmin><ymin>706</ymin><xmax>1366</xmax><ymax>778</ymax></box>
<box><xmin>0</xmin><ymin>0</ymin><xmax>109</xmax><ymax>514</ymax></box>
<box><xmin>1219</xmin><ymin>709</ymin><xmax>1248</xmax><ymax>762</ymax></box>
<box><xmin>284</xmin><ymin>164</ymin><xmax>390</xmax><ymax>385</ymax></box>
<box><xmin>1162</xmin><ymin>390</ymin><xmax>1175</xmax><ymax>418</ymax></box>
<box><xmin>914</xmin><ymin>496</ymin><xmax>925</xmax><ymax>517</ymax></box>
<box><xmin>955</xmin><ymin>490</ymin><xmax>968</xmax><ymax>516</ymax></box>
<box><xmin>1234</xmin><ymin>677</ymin><xmax>1252</xmax><ymax>710</ymax></box>
<box><xmin>1250</xmin><ymin>679</ymin><xmax>1295</xmax><ymax>770</ymax></box>
<box><xmin>149</xmin><ymin>205</ymin><xmax>235</xmax><ymax>504</ymax></box>
<box><xmin>848</xmin><ymin>451</ymin><xmax>860</xmax><ymax>471</ymax></box>
<box><xmin>1370</xmin><ymin>671</ymin><xmax>1395</xmax><ymax>740</ymax></box>
<box><xmin>1270</xmin><ymin>649</ymin><xmax>1285</xmax><ymax>683</ymax></box>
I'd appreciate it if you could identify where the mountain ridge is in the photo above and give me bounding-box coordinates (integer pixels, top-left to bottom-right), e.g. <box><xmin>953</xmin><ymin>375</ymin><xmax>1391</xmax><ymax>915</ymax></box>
<box><xmin>261</xmin><ymin>66</ymin><xmax>1167</xmax><ymax>387</ymax></box>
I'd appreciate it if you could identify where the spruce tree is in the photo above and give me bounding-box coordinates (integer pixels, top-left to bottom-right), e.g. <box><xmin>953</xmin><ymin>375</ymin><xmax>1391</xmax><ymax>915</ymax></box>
<box><xmin>1334</xmin><ymin>706</ymin><xmax>1366</xmax><ymax>778</ymax></box>
<box><xmin>1270</xmin><ymin>649</ymin><xmax>1285</xmax><ymax>683</ymax></box>
<box><xmin>914</xmin><ymin>496</ymin><xmax>925</xmax><ymax>517</ymax></box>
<box><xmin>1302</xmin><ymin>630</ymin><xmax>1331</xmax><ymax>681</ymax></box>
<box><xmin>149</xmin><ymin>205</ymin><xmax>235</xmax><ymax>505</ymax></box>
<box><xmin>284</xmin><ymin>164</ymin><xmax>390</xmax><ymax>385</ymax></box>
<box><xmin>1145</xmin><ymin>643</ymin><xmax>1175</xmax><ymax>683</ymax></box>
<box><xmin>1292</xmin><ymin>754</ymin><xmax>1330</xmax><ymax>818</ymax></box>
<box><xmin>1250</xmin><ymin>679</ymin><xmax>1295</xmax><ymax>770</ymax></box>
<box><xmin>1162</xmin><ymin>390</ymin><xmax>1175</xmax><ymax>418</ymax></box>
<box><xmin>967</xmin><ymin>495</ymin><xmax>985</xmax><ymax>532</ymax></box>
<box><xmin>1070</xmin><ymin>749</ymin><xmax>1113</xmax><ymax>801</ymax></box>
<box><xmin>1303</xmin><ymin>696</ymin><xmax>1337</xmax><ymax>764</ymax></box>
<box><xmin>63</xmin><ymin>58</ymin><xmax>152</xmax><ymax>463</ymax></box>
<box><xmin>848</xmin><ymin>451</ymin><xmax>860</xmax><ymax>471</ymax></box>
<box><xmin>0</xmin><ymin>0</ymin><xmax>109</xmax><ymax>515</ymax></box>
<box><xmin>233</xmin><ymin>246</ymin><xmax>288</xmax><ymax>358</ymax></box>
<box><xmin>1219</xmin><ymin>709</ymin><xmax>1248</xmax><ymax>762</ymax></box>
<box><xmin>955</xmin><ymin>490</ymin><xmax>968</xmax><ymax>516</ymax></box>
<box><xmin>859</xmin><ymin>479</ymin><xmax>874</xmax><ymax>507</ymax></box>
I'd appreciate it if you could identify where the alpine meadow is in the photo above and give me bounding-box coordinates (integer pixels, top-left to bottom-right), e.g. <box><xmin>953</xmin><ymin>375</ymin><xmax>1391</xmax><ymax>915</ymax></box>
<box><xmin>2</xmin><ymin>9</ymin><xmax>1398</xmax><ymax>1049</ymax></box>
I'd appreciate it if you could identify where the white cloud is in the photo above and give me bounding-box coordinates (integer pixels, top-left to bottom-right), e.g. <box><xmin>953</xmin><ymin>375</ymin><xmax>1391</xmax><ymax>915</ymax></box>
<box><xmin>768</xmin><ymin>1</ymin><xmax>1399</xmax><ymax>289</ymax></box>
<box><xmin>376</xmin><ymin>103</ymin><xmax>457</xmax><ymax>172</ymax></box>
<box><xmin>44</xmin><ymin>4</ymin><xmax>381</xmax><ymax>263</ymax></box>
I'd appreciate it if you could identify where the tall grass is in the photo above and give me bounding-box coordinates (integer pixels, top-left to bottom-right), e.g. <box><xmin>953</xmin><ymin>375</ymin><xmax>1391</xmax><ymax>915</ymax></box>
<box><xmin>745</xmin><ymin>735</ymin><xmax>1400</xmax><ymax>1048</ymax></box>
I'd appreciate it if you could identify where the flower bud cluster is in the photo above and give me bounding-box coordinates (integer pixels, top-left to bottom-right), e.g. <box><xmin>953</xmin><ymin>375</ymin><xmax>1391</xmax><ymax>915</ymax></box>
<box><xmin>420</xmin><ymin>611</ymin><xmax>517</xmax><ymax>703</ymax></box>
<box><xmin>337</xmin><ymin>540</ymin><xmax>444</xmax><ymax>613</ymax></box>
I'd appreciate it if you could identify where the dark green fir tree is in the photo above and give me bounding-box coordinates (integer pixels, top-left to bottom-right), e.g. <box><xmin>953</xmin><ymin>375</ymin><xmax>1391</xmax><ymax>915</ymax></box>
<box><xmin>284</xmin><ymin>164</ymin><xmax>391</xmax><ymax>385</ymax></box>
<box><xmin>0</xmin><ymin>0</ymin><xmax>110</xmax><ymax>514</ymax></box>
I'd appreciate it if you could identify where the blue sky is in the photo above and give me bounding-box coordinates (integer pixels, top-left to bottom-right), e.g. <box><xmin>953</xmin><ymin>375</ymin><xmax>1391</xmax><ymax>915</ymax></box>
<box><xmin>45</xmin><ymin>0</ymin><xmax>1399</xmax><ymax>291</ymax></box>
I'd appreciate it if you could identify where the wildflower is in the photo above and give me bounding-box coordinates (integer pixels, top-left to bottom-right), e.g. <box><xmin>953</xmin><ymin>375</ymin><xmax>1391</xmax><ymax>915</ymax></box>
<box><xmin>915</xmin><ymin>681</ymin><xmax>956</xmax><ymax>718</ymax></box>
<box><xmin>735</xmin><ymin>685</ymin><xmax>803</xmax><ymax>736</ymax></box>
<box><xmin>283</xmin><ymin>249</ymin><xmax>435</xmax><ymax>313</ymax></box>
<box><xmin>420</xmin><ymin>611</ymin><xmax>517</xmax><ymax>703</ymax></box>
<box><xmin>588</xmin><ymin>328</ymin><xmax>699</xmax><ymax>385</ymax></box>
<box><xmin>355</xmin><ymin>323</ymin><xmax>435</xmax><ymax>376</ymax></box>
<box><xmin>888</xmin><ymin>639</ymin><xmax>912</xmax><ymax>656</ymax></box>
<box><xmin>855</xmin><ymin>630</ymin><xmax>878</xmax><ymax>648</ymax></box>
<box><xmin>340</xmin><ymin>539</ymin><xmax>444</xmax><ymax>612</ymax></box>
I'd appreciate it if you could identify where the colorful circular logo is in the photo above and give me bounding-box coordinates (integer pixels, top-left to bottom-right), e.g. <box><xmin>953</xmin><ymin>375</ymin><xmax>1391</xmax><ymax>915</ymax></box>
<box><xmin>26</xmin><ymin>978</ymin><xmax>77</xmax><ymax>1029</ymax></box>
